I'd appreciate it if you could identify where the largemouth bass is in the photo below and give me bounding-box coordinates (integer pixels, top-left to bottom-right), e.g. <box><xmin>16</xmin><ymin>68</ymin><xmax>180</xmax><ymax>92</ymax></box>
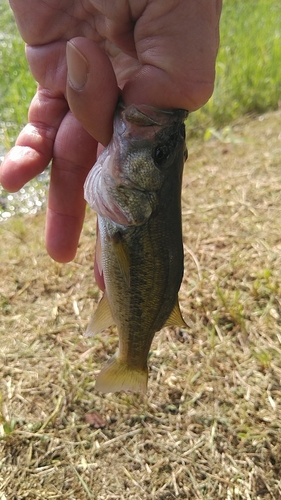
<box><xmin>84</xmin><ymin>102</ymin><xmax>188</xmax><ymax>393</ymax></box>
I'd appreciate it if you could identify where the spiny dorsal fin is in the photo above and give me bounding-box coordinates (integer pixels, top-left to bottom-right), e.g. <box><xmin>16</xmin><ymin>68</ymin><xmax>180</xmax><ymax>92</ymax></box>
<box><xmin>85</xmin><ymin>292</ymin><xmax>115</xmax><ymax>337</ymax></box>
<box><xmin>164</xmin><ymin>299</ymin><xmax>187</xmax><ymax>328</ymax></box>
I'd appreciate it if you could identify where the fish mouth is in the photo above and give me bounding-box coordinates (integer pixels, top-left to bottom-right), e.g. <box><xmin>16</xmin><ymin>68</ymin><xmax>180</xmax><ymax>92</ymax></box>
<box><xmin>120</xmin><ymin>175</ymin><xmax>154</xmax><ymax>193</ymax></box>
<box><xmin>122</xmin><ymin>101</ymin><xmax>188</xmax><ymax>128</ymax></box>
<box><xmin>96</xmin><ymin>194</ymin><xmax>130</xmax><ymax>226</ymax></box>
<box><xmin>84</xmin><ymin>154</ymin><xmax>156</xmax><ymax>226</ymax></box>
<box><xmin>111</xmin><ymin>184</ymin><xmax>157</xmax><ymax>226</ymax></box>
<box><xmin>93</xmin><ymin>181</ymin><xmax>156</xmax><ymax>227</ymax></box>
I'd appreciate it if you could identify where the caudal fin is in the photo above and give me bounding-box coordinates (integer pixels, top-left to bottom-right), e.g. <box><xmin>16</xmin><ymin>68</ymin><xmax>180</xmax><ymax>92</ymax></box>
<box><xmin>95</xmin><ymin>355</ymin><xmax>148</xmax><ymax>394</ymax></box>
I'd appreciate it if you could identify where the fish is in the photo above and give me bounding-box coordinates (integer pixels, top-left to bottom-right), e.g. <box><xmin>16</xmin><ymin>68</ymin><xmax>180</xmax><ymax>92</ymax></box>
<box><xmin>84</xmin><ymin>101</ymin><xmax>188</xmax><ymax>393</ymax></box>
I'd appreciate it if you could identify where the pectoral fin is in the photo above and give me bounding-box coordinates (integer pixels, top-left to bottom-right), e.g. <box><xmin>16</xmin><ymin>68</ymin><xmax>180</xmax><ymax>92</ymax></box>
<box><xmin>94</xmin><ymin>220</ymin><xmax>105</xmax><ymax>291</ymax></box>
<box><xmin>112</xmin><ymin>234</ymin><xmax>130</xmax><ymax>286</ymax></box>
<box><xmin>85</xmin><ymin>292</ymin><xmax>115</xmax><ymax>337</ymax></box>
<box><xmin>164</xmin><ymin>299</ymin><xmax>187</xmax><ymax>328</ymax></box>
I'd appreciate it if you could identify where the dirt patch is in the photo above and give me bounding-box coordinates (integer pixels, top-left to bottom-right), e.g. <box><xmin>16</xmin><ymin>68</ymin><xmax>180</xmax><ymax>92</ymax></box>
<box><xmin>1</xmin><ymin>110</ymin><xmax>281</xmax><ymax>499</ymax></box>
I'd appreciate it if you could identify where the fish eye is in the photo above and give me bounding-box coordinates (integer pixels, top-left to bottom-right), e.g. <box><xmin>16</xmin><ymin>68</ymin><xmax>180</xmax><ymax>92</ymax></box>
<box><xmin>153</xmin><ymin>144</ymin><xmax>171</xmax><ymax>166</ymax></box>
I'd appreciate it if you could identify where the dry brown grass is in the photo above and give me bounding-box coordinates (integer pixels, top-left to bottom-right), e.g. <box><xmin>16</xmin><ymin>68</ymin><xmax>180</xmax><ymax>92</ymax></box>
<box><xmin>1</xmin><ymin>110</ymin><xmax>281</xmax><ymax>499</ymax></box>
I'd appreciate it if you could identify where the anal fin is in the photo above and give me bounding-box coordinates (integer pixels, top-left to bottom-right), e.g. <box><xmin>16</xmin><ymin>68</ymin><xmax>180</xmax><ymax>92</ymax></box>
<box><xmin>85</xmin><ymin>292</ymin><xmax>115</xmax><ymax>337</ymax></box>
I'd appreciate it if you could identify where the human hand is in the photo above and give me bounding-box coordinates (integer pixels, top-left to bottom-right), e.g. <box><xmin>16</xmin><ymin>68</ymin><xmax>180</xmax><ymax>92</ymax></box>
<box><xmin>0</xmin><ymin>0</ymin><xmax>222</xmax><ymax>262</ymax></box>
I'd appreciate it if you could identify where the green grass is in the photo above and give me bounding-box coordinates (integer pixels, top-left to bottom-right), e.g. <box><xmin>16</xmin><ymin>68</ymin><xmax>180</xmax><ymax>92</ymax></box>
<box><xmin>0</xmin><ymin>0</ymin><xmax>281</xmax><ymax>144</ymax></box>
<box><xmin>0</xmin><ymin>2</ymin><xmax>36</xmax><ymax>148</ymax></box>
<box><xmin>206</xmin><ymin>1</ymin><xmax>281</xmax><ymax>122</ymax></box>
<box><xmin>189</xmin><ymin>0</ymin><xmax>281</xmax><ymax>135</ymax></box>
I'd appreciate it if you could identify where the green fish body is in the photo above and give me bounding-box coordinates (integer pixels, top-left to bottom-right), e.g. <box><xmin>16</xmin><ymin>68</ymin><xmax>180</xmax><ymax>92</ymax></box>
<box><xmin>84</xmin><ymin>103</ymin><xmax>188</xmax><ymax>393</ymax></box>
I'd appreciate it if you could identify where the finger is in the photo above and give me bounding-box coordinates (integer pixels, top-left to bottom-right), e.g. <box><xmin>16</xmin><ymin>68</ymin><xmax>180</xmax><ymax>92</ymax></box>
<box><xmin>0</xmin><ymin>88</ymin><xmax>68</xmax><ymax>191</ymax></box>
<box><xmin>122</xmin><ymin>65</ymin><xmax>214</xmax><ymax>112</ymax></box>
<box><xmin>0</xmin><ymin>40</ymin><xmax>69</xmax><ymax>191</ymax></box>
<box><xmin>9</xmin><ymin>0</ymin><xmax>71</xmax><ymax>44</ymax></box>
<box><xmin>66</xmin><ymin>38</ymin><xmax>120</xmax><ymax>146</ymax></box>
<box><xmin>46</xmin><ymin>110</ymin><xmax>98</xmax><ymax>262</ymax></box>
<box><xmin>124</xmin><ymin>0</ymin><xmax>222</xmax><ymax>111</ymax></box>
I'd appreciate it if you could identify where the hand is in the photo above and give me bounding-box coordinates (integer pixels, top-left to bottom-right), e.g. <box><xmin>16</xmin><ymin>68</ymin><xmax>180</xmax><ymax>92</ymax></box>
<box><xmin>0</xmin><ymin>0</ymin><xmax>222</xmax><ymax>262</ymax></box>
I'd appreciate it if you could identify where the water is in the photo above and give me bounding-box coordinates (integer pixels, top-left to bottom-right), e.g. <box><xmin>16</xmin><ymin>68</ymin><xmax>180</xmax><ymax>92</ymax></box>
<box><xmin>0</xmin><ymin>151</ymin><xmax>49</xmax><ymax>222</ymax></box>
<box><xmin>0</xmin><ymin>9</ymin><xmax>49</xmax><ymax>221</ymax></box>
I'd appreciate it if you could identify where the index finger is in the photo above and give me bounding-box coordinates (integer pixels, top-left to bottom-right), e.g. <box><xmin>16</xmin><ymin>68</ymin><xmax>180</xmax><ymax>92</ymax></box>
<box><xmin>46</xmin><ymin>110</ymin><xmax>98</xmax><ymax>262</ymax></box>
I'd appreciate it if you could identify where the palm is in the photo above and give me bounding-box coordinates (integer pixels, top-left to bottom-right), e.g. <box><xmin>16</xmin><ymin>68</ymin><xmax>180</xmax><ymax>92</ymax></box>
<box><xmin>10</xmin><ymin>0</ymin><xmax>143</xmax><ymax>86</ymax></box>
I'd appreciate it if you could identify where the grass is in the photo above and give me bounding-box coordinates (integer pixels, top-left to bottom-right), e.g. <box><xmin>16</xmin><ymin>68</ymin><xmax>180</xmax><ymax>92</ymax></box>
<box><xmin>190</xmin><ymin>0</ymin><xmax>281</xmax><ymax>136</ymax></box>
<box><xmin>0</xmin><ymin>1</ymin><xmax>36</xmax><ymax>148</ymax></box>
<box><xmin>0</xmin><ymin>109</ymin><xmax>281</xmax><ymax>498</ymax></box>
<box><xmin>0</xmin><ymin>0</ymin><xmax>281</xmax><ymax>144</ymax></box>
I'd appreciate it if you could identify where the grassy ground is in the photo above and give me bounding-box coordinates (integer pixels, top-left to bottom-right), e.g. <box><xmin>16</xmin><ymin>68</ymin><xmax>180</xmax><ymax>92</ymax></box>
<box><xmin>0</xmin><ymin>109</ymin><xmax>281</xmax><ymax>499</ymax></box>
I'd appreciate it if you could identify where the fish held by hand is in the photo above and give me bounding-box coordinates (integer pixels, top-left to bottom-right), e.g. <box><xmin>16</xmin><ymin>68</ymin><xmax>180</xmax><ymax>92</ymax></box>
<box><xmin>84</xmin><ymin>102</ymin><xmax>188</xmax><ymax>394</ymax></box>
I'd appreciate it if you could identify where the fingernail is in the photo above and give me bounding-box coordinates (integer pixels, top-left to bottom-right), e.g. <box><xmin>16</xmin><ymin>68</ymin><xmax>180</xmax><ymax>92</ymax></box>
<box><xmin>66</xmin><ymin>41</ymin><xmax>89</xmax><ymax>90</ymax></box>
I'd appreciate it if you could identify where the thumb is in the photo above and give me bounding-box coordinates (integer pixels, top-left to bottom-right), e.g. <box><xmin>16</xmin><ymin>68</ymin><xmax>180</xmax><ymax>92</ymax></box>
<box><xmin>66</xmin><ymin>37</ymin><xmax>119</xmax><ymax>146</ymax></box>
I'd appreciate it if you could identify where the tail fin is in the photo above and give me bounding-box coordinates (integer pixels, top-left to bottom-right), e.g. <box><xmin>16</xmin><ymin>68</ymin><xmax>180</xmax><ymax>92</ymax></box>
<box><xmin>95</xmin><ymin>354</ymin><xmax>148</xmax><ymax>394</ymax></box>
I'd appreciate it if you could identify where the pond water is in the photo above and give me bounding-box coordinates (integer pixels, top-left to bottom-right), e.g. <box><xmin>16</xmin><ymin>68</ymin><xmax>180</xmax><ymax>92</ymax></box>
<box><xmin>0</xmin><ymin>22</ymin><xmax>49</xmax><ymax>222</ymax></box>
<box><xmin>0</xmin><ymin>149</ymin><xmax>49</xmax><ymax>222</ymax></box>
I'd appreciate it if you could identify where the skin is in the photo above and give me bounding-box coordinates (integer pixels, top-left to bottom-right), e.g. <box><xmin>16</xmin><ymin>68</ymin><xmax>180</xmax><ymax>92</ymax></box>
<box><xmin>0</xmin><ymin>0</ymin><xmax>222</xmax><ymax>262</ymax></box>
